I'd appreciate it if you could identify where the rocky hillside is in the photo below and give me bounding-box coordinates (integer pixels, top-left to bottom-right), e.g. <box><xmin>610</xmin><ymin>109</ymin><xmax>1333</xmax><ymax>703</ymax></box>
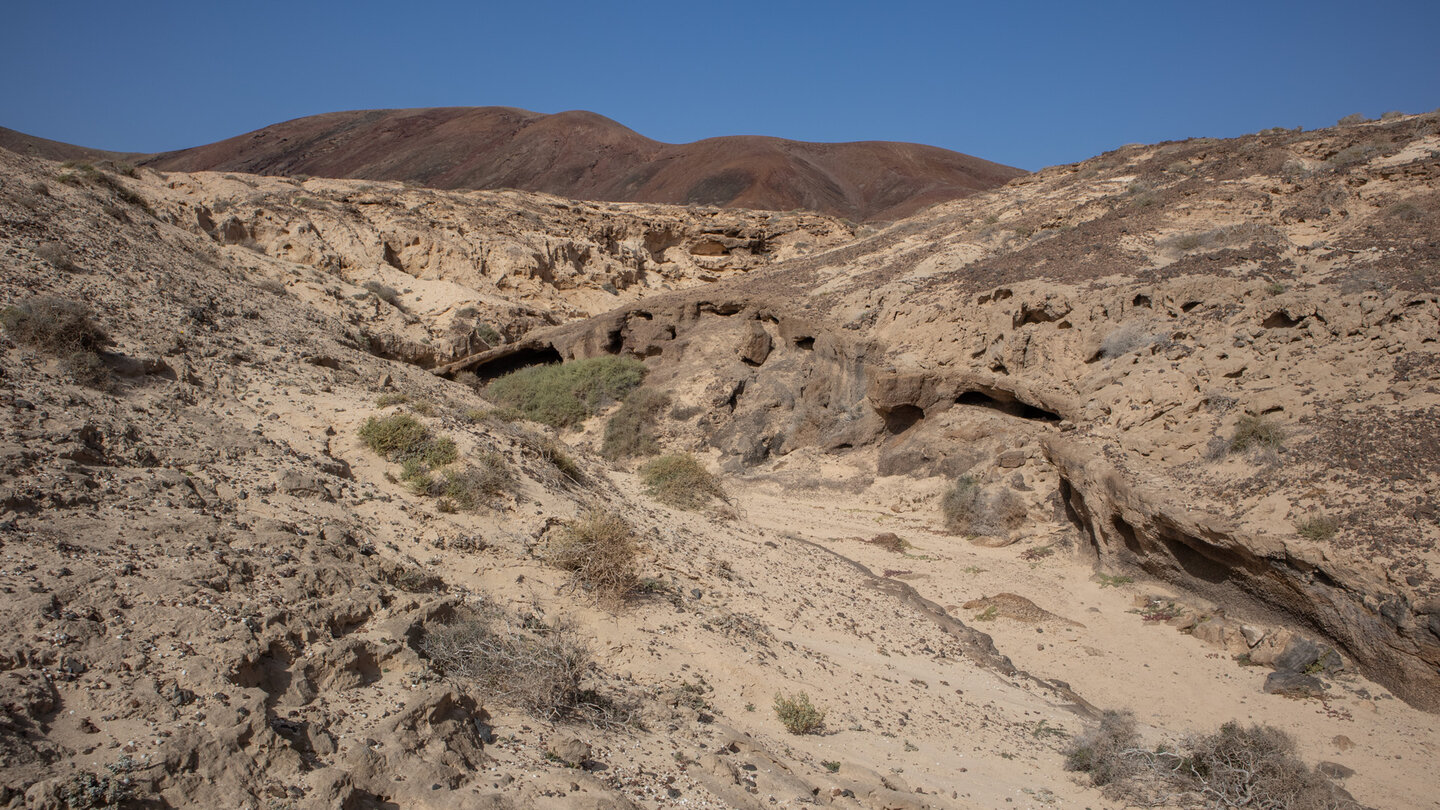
<box><xmin>137</xmin><ymin>107</ymin><xmax>1026</xmax><ymax>221</ymax></box>
<box><xmin>466</xmin><ymin>112</ymin><xmax>1440</xmax><ymax>715</ymax></box>
<box><xmin>1</xmin><ymin>113</ymin><xmax>1436</xmax><ymax>810</ymax></box>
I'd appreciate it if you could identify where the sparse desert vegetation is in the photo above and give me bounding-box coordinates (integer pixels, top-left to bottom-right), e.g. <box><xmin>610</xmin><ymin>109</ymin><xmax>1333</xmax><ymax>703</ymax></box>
<box><xmin>485</xmin><ymin>356</ymin><xmax>647</xmax><ymax>428</ymax></box>
<box><xmin>3</xmin><ymin>99</ymin><xmax>1438</xmax><ymax>810</ymax></box>
<box><xmin>1</xmin><ymin>295</ymin><xmax>111</xmax><ymax>385</ymax></box>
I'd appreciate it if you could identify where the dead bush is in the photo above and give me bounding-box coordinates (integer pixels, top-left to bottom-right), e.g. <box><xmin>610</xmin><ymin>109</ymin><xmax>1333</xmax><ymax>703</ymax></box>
<box><xmin>34</xmin><ymin>242</ymin><xmax>77</xmax><ymax>272</ymax></box>
<box><xmin>1</xmin><ymin>296</ymin><xmax>111</xmax><ymax>386</ymax></box>
<box><xmin>1098</xmin><ymin>324</ymin><xmax>1163</xmax><ymax>359</ymax></box>
<box><xmin>363</xmin><ymin>280</ymin><xmax>404</xmax><ymax>309</ymax></box>
<box><xmin>532</xmin><ymin>435</ymin><xmax>583</xmax><ymax>482</ymax></box>
<box><xmin>547</xmin><ymin>508</ymin><xmax>639</xmax><ymax>602</ymax></box>
<box><xmin>422</xmin><ymin>606</ymin><xmax>603</xmax><ymax>721</ymax></box>
<box><xmin>1065</xmin><ymin>710</ymin><xmax>1144</xmax><ymax>787</ymax></box>
<box><xmin>941</xmin><ymin>476</ymin><xmax>1026</xmax><ymax>536</ymax></box>
<box><xmin>1066</xmin><ymin>715</ymin><xmax>1359</xmax><ymax>809</ymax></box>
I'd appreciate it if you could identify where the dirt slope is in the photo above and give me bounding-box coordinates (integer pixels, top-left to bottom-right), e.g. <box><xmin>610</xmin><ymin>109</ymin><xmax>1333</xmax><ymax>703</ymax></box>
<box><xmin>137</xmin><ymin>107</ymin><xmax>1026</xmax><ymax>221</ymax></box>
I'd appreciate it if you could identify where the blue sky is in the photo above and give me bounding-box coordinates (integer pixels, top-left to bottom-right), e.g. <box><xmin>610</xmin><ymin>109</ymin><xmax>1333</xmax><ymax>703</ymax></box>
<box><xmin>5</xmin><ymin>0</ymin><xmax>1438</xmax><ymax>170</ymax></box>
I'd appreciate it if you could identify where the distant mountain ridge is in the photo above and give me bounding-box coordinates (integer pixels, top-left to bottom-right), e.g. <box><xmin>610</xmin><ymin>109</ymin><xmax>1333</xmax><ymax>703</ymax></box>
<box><xmin>133</xmin><ymin>107</ymin><xmax>1025</xmax><ymax>221</ymax></box>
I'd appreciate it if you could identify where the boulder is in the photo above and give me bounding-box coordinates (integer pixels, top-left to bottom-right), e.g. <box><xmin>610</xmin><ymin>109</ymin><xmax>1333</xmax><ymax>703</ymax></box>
<box><xmin>738</xmin><ymin>321</ymin><xmax>772</xmax><ymax>365</ymax></box>
<box><xmin>1263</xmin><ymin>671</ymin><xmax>1325</xmax><ymax>698</ymax></box>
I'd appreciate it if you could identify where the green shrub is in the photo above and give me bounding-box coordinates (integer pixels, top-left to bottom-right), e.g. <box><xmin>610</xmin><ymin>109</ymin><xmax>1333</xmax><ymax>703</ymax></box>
<box><xmin>358</xmin><ymin>412</ymin><xmax>456</xmax><ymax>466</ymax></box>
<box><xmin>774</xmin><ymin>692</ymin><xmax>826</xmax><ymax>735</ymax></box>
<box><xmin>376</xmin><ymin>392</ymin><xmax>410</xmax><ymax>407</ymax></box>
<box><xmin>399</xmin><ymin>458</ymin><xmax>434</xmax><ymax>494</ymax></box>
<box><xmin>602</xmin><ymin>387</ymin><xmax>671</xmax><ymax>459</ymax></box>
<box><xmin>1</xmin><ymin>296</ymin><xmax>111</xmax><ymax>386</ymax></box>
<box><xmin>1229</xmin><ymin>414</ymin><xmax>1284</xmax><ymax>453</ymax></box>
<box><xmin>486</xmin><ymin>356</ymin><xmax>647</xmax><ymax>428</ymax></box>
<box><xmin>475</xmin><ymin>323</ymin><xmax>502</xmax><ymax>346</ymax></box>
<box><xmin>639</xmin><ymin>454</ymin><xmax>725</xmax><ymax>510</ymax></box>
<box><xmin>547</xmin><ymin>508</ymin><xmax>639</xmax><ymax>602</ymax></box>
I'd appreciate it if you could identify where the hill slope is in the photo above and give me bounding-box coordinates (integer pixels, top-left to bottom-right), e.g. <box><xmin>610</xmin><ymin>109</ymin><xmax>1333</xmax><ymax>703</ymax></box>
<box><xmin>138</xmin><ymin>107</ymin><xmax>1026</xmax><ymax>221</ymax></box>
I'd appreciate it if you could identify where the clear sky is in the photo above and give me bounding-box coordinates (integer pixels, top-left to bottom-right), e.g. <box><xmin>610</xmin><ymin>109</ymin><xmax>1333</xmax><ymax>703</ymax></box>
<box><xmin>5</xmin><ymin>0</ymin><xmax>1438</xmax><ymax>170</ymax></box>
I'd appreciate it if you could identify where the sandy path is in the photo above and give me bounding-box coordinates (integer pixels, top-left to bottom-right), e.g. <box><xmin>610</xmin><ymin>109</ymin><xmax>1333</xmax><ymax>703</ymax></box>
<box><xmin>732</xmin><ymin>471</ymin><xmax>1440</xmax><ymax>810</ymax></box>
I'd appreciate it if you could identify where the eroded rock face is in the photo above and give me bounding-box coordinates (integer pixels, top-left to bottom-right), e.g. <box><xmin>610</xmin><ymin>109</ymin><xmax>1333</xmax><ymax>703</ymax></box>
<box><xmin>144</xmin><ymin>170</ymin><xmax>855</xmax><ymax>368</ymax></box>
<box><xmin>445</xmin><ymin>114</ymin><xmax>1440</xmax><ymax>710</ymax></box>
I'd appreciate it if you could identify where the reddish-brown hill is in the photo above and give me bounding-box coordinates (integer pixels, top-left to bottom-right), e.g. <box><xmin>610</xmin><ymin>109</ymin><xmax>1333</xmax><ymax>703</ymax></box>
<box><xmin>139</xmin><ymin>107</ymin><xmax>1025</xmax><ymax>220</ymax></box>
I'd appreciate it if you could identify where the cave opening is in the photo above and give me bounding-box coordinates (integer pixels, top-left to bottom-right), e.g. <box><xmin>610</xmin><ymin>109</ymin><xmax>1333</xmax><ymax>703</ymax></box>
<box><xmin>465</xmin><ymin>345</ymin><xmax>564</xmax><ymax>381</ymax></box>
<box><xmin>954</xmin><ymin>390</ymin><xmax>1061</xmax><ymax>422</ymax></box>
<box><xmin>883</xmin><ymin>404</ymin><xmax>925</xmax><ymax>435</ymax></box>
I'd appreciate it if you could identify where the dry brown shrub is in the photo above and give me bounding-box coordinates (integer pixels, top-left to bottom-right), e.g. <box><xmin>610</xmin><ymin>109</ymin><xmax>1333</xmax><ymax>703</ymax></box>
<box><xmin>547</xmin><ymin>508</ymin><xmax>639</xmax><ymax>603</ymax></box>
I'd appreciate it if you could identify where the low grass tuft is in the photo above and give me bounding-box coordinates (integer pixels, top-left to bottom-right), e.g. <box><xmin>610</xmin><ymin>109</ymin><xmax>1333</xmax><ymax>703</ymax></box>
<box><xmin>639</xmin><ymin>454</ymin><xmax>725</xmax><ymax>510</ymax></box>
<box><xmin>1295</xmin><ymin>513</ymin><xmax>1338</xmax><ymax>542</ymax></box>
<box><xmin>485</xmin><ymin>356</ymin><xmax>646</xmax><ymax>429</ymax></box>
